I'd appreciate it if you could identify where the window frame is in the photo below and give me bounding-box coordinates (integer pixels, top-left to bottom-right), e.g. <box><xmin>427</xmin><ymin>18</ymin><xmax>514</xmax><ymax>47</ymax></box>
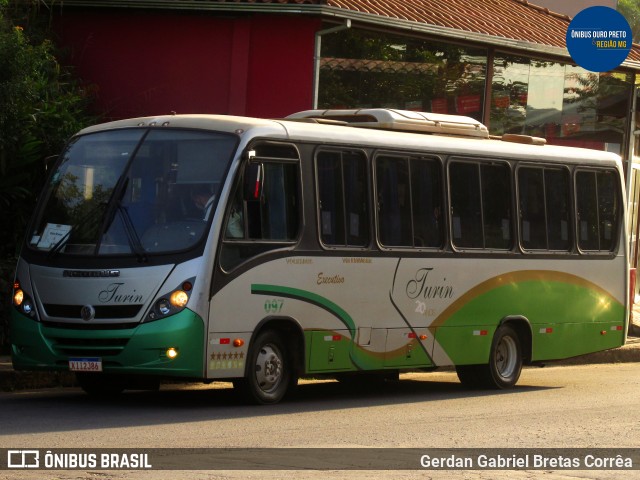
<box><xmin>373</xmin><ymin>150</ymin><xmax>445</xmax><ymax>251</ymax></box>
<box><xmin>314</xmin><ymin>147</ymin><xmax>372</xmax><ymax>250</ymax></box>
<box><xmin>515</xmin><ymin>163</ymin><xmax>574</xmax><ymax>254</ymax></box>
<box><xmin>447</xmin><ymin>157</ymin><xmax>514</xmax><ymax>252</ymax></box>
<box><xmin>218</xmin><ymin>141</ymin><xmax>303</xmax><ymax>273</ymax></box>
<box><xmin>574</xmin><ymin>166</ymin><xmax>622</xmax><ymax>255</ymax></box>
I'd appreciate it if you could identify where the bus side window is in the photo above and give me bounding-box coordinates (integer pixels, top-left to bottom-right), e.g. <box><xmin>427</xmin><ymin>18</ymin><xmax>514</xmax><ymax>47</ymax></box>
<box><xmin>545</xmin><ymin>169</ymin><xmax>571</xmax><ymax>251</ymax></box>
<box><xmin>518</xmin><ymin>167</ymin><xmax>546</xmax><ymax>250</ymax></box>
<box><xmin>449</xmin><ymin>159</ymin><xmax>511</xmax><ymax>250</ymax></box>
<box><xmin>481</xmin><ymin>163</ymin><xmax>512</xmax><ymax>249</ymax></box>
<box><xmin>224</xmin><ymin>187</ymin><xmax>244</xmax><ymax>239</ymax></box>
<box><xmin>220</xmin><ymin>144</ymin><xmax>301</xmax><ymax>271</ymax></box>
<box><xmin>449</xmin><ymin>161</ymin><xmax>483</xmax><ymax>249</ymax></box>
<box><xmin>244</xmin><ymin>163</ymin><xmax>299</xmax><ymax>241</ymax></box>
<box><xmin>376</xmin><ymin>155</ymin><xmax>412</xmax><ymax>247</ymax></box>
<box><xmin>576</xmin><ymin>169</ymin><xmax>619</xmax><ymax>252</ymax></box>
<box><xmin>518</xmin><ymin>166</ymin><xmax>571</xmax><ymax>252</ymax></box>
<box><xmin>411</xmin><ymin>158</ymin><xmax>443</xmax><ymax>248</ymax></box>
<box><xmin>376</xmin><ymin>154</ymin><xmax>443</xmax><ymax>249</ymax></box>
<box><xmin>317</xmin><ymin>149</ymin><xmax>369</xmax><ymax>247</ymax></box>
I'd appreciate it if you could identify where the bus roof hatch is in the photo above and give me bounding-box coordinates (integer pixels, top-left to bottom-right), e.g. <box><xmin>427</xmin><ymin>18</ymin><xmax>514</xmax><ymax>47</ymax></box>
<box><xmin>286</xmin><ymin>108</ymin><xmax>489</xmax><ymax>139</ymax></box>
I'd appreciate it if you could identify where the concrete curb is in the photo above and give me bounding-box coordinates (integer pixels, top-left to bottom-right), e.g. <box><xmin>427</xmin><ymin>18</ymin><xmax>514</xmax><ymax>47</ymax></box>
<box><xmin>2</xmin><ymin>336</ymin><xmax>639</xmax><ymax>392</ymax></box>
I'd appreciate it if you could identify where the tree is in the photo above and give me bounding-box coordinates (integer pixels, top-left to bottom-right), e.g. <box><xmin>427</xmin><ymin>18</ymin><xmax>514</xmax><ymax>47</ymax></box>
<box><xmin>618</xmin><ymin>0</ymin><xmax>640</xmax><ymax>43</ymax></box>
<box><xmin>0</xmin><ymin>0</ymin><xmax>96</xmax><ymax>351</ymax></box>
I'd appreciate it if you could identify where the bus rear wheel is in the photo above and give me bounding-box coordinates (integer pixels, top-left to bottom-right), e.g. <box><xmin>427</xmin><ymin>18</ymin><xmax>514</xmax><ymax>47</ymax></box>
<box><xmin>456</xmin><ymin>324</ymin><xmax>523</xmax><ymax>389</ymax></box>
<box><xmin>234</xmin><ymin>330</ymin><xmax>295</xmax><ymax>404</ymax></box>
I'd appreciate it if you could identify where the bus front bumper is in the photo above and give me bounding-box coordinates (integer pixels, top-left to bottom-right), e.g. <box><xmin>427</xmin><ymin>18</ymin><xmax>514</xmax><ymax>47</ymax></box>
<box><xmin>10</xmin><ymin>309</ymin><xmax>205</xmax><ymax>378</ymax></box>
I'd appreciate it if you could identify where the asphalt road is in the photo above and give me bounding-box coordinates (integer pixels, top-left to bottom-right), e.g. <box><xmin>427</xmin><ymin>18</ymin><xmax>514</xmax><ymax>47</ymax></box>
<box><xmin>1</xmin><ymin>363</ymin><xmax>639</xmax><ymax>480</ymax></box>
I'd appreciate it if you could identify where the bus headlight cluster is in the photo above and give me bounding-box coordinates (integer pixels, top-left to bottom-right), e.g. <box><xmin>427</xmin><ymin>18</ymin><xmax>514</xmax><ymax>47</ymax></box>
<box><xmin>146</xmin><ymin>278</ymin><xmax>195</xmax><ymax>322</ymax></box>
<box><xmin>12</xmin><ymin>280</ymin><xmax>38</xmax><ymax>319</ymax></box>
<box><xmin>170</xmin><ymin>290</ymin><xmax>189</xmax><ymax>308</ymax></box>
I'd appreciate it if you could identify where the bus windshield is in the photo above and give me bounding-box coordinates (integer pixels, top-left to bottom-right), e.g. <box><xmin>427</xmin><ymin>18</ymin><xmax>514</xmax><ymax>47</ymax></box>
<box><xmin>29</xmin><ymin>128</ymin><xmax>237</xmax><ymax>256</ymax></box>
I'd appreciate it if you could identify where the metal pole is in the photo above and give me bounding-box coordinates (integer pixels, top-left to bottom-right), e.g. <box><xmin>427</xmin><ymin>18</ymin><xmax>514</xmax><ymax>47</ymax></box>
<box><xmin>313</xmin><ymin>19</ymin><xmax>351</xmax><ymax>109</ymax></box>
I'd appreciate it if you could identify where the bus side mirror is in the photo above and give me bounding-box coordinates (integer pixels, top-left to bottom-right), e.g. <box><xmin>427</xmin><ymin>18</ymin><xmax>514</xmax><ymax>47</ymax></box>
<box><xmin>243</xmin><ymin>163</ymin><xmax>263</xmax><ymax>201</ymax></box>
<box><xmin>44</xmin><ymin>155</ymin><xmax>59</xmax><ymax>171</ymax></box>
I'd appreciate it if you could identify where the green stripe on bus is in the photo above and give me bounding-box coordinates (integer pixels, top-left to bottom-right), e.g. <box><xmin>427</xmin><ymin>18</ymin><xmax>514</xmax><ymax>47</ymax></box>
<box><xmin>251</xmin><ymin>284</ymin><xmax>434</xmax><ymax>371</ymax></box>
<box><xmin>434</xmin><ymin>271</ymin><xmax>625</xmax><ymax>363</ymax></box>
<box><xmin>251</xmin><ymin>284</ymin><xmax>356</xmax><ymax>337</ymax></box>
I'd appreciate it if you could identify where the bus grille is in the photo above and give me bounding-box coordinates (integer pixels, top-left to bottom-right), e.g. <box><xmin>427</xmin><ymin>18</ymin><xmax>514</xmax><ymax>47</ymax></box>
<box><xmin>43</xmin><ymin>304</ymin><xmax>142</xmax><ymax>319</ymax></box>
<box><xmin>41</xmin><ymin>321</ymin><xmax>139</xmax><ymax>330</ymax></box>
<box><xmin>49</xmin><ymin>336</ymin><xmax>130</xmax><ymax>357</ymax></box>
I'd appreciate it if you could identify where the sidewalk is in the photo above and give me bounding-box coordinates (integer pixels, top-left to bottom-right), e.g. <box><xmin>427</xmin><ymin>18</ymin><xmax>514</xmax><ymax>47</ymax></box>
<box><xmin>2</xmin><ymin>332</ymin><xmax>640</xmax><ymax>392</ymax></box>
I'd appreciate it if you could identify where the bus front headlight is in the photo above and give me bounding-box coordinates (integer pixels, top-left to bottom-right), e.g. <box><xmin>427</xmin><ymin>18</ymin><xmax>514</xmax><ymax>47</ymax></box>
<box><xmin>170</xmin><ymin>290</ymin><xmax>189</xmax><ymax>308</ymax></box>
<box><xmin>146</xmin><ymin>278</ymin><xmax>195</xmax><ymax>322</ymax></box>
<box><xmin>13</xmin><ymin>289</ymin><xmax>24</xmax><ymax>306</ymax></box>
<box><xmin>12</xmin><ymin>280</ymin><xmax>38</xmax><ymax>320</ymax></box>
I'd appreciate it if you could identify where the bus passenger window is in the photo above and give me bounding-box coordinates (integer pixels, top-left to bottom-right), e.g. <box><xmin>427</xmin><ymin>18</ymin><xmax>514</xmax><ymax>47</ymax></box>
<box><xmin>576</xmin><ymin>170</ymin><xmax>619</xmax><ymax>251</ymax></box>
<box><xmin>411</xmin><ymin>158</ymin><xmax>443</xmax><ymax>248</ymax></box>
<box><xmin>376</xmin><ymin>155</ymin><xmax>443</xmax><ymax>249</ymax></box>
<box><xmin>317</xmin><ymin>150</ymin><xmax>369</xmax><ymax>247</ymax></box>
<box><xmin>376</xmin><ymin>156</ymin><xmax>412</xmax><ymax>246</ymax></box>
<box><xmin>518</xmin><ymin>166</ymin><xmax>571</xmax><ymax>252</ymax></box>
<box><xmin>449</xmin><ymin>162</ymin><xmax>483</xmax><ymax>248</ymax></box>
<box><xmin>481</xmin><ymin>163</ymin><xmax>511</xmax><ymax>249</ymax></box>
<box><xmin>545</xmin><ymin>169</ymin><xmax>571</xmax><ymax>251</ymax></box>
<box><xmin>449</xmin><ymin>160</ymin><xmax>511</xmax><ymax>250</ymax></box>
<box><xmin>518</xmin><ymin>168</ymin><xmax>547</xmax><ymax>250</ymax></box>
<box><xmin>596</xmin><ymin>171</ymin><xmax>619</xmax><ymax>251</ymax></box>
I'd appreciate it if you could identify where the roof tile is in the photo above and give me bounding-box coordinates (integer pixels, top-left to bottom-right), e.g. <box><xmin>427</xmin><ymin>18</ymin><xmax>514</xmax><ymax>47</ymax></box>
<box><xmin>321</xmin><ymin>0</ymin><xmax>640</xmax><ymax>61</ymax></box>
<box><xmin>166</xmin><ymin>0</ymin><xmax>640</xmax><ymax>61</ymax></box>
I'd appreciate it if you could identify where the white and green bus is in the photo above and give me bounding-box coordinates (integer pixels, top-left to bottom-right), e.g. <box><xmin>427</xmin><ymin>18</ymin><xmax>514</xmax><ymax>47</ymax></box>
<box><xmin>11</xmin><ymin>109</ymin><xmax>630</xmax><ymax>403</ymax></box>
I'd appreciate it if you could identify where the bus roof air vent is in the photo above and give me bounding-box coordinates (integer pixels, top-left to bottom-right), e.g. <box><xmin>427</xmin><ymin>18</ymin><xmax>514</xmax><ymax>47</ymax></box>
<box><xmin>500</xmin><ymin>133</ymin><xmax>547</xmax><ymax>146</ymax></box>
<box><xmin>286</xmin><ymin>108</ymin><xmax>489</xmax><ymax>139</ymax></box>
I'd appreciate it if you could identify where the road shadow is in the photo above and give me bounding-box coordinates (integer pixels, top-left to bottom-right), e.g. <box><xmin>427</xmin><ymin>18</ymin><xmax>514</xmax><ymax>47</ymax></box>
<box><xmin>0</xmin><ymin>369</ymin><xmax>556</xmax><ymax>436</ymax></box>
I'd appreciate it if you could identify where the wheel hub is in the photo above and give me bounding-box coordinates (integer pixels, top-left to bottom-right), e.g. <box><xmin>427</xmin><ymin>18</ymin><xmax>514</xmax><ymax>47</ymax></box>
<box><xmin>495</xmin><ymin>335</ymin><xmax>518</xmax><ymax>379</ymax></box>
<box><xmin>255</xmin><ymin>345</ymin><xmax>283</xmax><ymax>392</ymax></box>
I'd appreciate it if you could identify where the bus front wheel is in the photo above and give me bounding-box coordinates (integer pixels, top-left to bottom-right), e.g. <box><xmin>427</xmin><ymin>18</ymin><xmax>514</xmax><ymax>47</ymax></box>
<box><xmin>456</xmin><ymin>324</ymin><xmax>523</xmax><ymax>389</ymax></box>
<box><xmin>234</xmin><ymin>330</ymin><xmax>295</xmax><ymax>404</ymax></box>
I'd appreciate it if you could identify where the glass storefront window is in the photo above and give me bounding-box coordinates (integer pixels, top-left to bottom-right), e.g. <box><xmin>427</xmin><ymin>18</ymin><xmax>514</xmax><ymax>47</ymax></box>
<box><xmin>317</xmin><ymin>28</ymin><xmax>634</xmax><ymax>159</ymax></box>
<box><xmin>490</xmin><ymin>54</ymin><xmax>633</xmax><ymax>154</ymax></box>
<box><xmin>318</xmin><ymin>29</ymin><xmax>487</xmax><ymax>122</ymax></box>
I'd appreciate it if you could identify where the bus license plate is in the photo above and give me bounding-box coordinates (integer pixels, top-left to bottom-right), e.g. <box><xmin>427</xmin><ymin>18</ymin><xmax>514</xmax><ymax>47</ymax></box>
<box><xmin>69</xmin><ymin>358</ymin><xmax>103</xmax><ymax>372</ymax></box>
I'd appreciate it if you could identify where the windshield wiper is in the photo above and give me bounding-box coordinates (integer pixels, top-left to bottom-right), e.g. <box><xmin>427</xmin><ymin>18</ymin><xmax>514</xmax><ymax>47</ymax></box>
<box><xmin>97</xmin><ymin>177</ymin><xmax>148</xmax><ymax>261</ymax></box>
<box><xmin>117</xmin><ymin>204</ymin><xmax>148</xmax><ymax>262</ymax></box>
<box><xmin>47</xmin><ymin>201</ymin><xmax>108</xmax><ymax>258</ymax></box>
<box><xmin>99</xmin><ymin>177</ymin><xmax>130</xmax><ymax>240</ymax></box>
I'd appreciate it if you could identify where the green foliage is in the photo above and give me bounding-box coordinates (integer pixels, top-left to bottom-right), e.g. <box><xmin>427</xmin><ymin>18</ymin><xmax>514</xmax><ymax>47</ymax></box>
<box><xmin>0</xmin><ymin>256</ymin><xmax>15</xmax><ymax>352</ymax></box>
<box><xmin>618</xmin><ymin>0</ymin><xmax>640</xmax><ymax>43</ymax></box>
<box><xmin>0</xmin><ymin>0</ymin><xmax>96</xmax><ymax>352</ymax></box>
<box><xmin>0</xmin><ymin>1</ymin><xmax>95</xmax><ymax>256</ymax></box>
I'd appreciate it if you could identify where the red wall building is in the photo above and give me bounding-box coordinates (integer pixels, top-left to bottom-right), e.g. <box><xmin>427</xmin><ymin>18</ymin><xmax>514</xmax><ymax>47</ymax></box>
<box><xmin>55</xmin><ymin>11</ymin><xmax>320</xmax><ymax>120</ymax></box>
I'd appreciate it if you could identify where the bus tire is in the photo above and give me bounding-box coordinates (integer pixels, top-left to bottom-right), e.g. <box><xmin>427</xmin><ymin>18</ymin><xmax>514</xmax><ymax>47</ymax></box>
<box><xmin>77</xmin><ymin>373</ymin><xmax>125</xmax><ymax>397</ymax></box>
<box><xmin>234</xmin><ymin>330</ymin><xmax>293</xmax><ymax>404</ymax></box>
<box><xmin>456</xmin><ymin>324</ymin><xmax>522</xmax><ymax>389</ymax></box>
<box><xmin>488</xmin><ymin>324</ymin><xmax>522</xmax><ymax>388</ymax></box>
